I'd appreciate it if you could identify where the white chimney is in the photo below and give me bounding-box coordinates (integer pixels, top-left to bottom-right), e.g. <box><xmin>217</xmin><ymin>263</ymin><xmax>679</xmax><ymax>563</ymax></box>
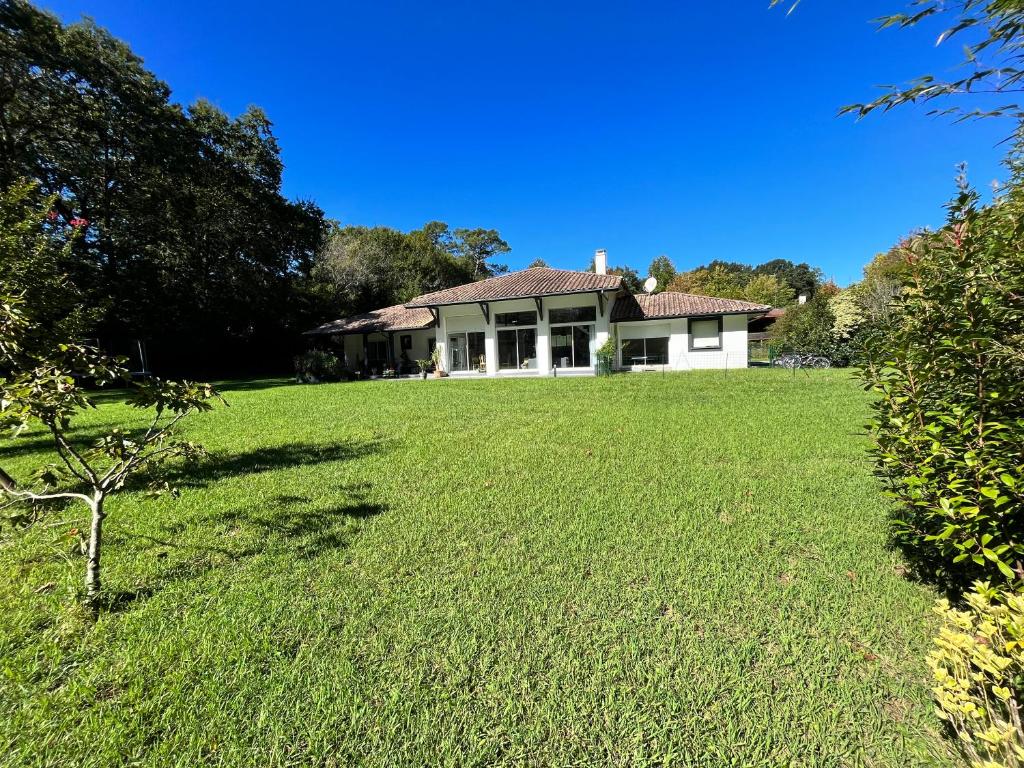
<box><xmin>594</xmin><ymin>248</ymin><xmax>608</xmax><ymax>275</ymax></box>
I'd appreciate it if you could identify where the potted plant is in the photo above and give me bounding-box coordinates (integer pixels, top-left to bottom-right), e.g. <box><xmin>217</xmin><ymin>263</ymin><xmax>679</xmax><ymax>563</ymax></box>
<box><xmin>415</xmin><ymin>358</ymin><xmax>431</xmax><ymax>380</ymax></box>
<box><xmin>430</xmin><ymin>347</ymin><xmax>446</xmax><ymax>378</ymax></box>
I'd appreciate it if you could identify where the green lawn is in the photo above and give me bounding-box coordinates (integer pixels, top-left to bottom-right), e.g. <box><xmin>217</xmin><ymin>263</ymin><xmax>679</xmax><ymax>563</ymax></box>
<box><xmin>0</xmin><ymin>370</ymin><xmax>946</xmax><ymax>767</ymax></box>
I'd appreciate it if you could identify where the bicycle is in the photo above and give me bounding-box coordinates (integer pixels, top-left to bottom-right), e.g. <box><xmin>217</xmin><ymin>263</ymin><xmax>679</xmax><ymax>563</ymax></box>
<box><xmin>772</xmin><ymin>353</ymin><xmax>831</xmax><ymax>369</ymax></box>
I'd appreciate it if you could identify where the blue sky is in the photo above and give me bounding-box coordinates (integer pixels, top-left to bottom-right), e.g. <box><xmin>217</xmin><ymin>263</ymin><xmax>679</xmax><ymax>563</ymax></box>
<box><xmin>42</xmin><ymin>0</ymin><xmax>1010</xmax><ymax>284</ymax></box>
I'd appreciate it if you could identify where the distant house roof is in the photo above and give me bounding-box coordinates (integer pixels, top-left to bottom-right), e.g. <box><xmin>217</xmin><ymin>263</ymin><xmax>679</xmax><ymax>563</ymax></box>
<box><xmin>304</xmin><ymin>304</ymin><xmax>436</xmax><ymax>335</ymax></box>
<box><xmin>406</xmin><ymin>267</ymin><xmax>622</xmax><ymax>308</ymax></box>
<box><xmin>611</xmin><ymin>292</ymin><xmax>771</xmax><ymax>322</ymax></box>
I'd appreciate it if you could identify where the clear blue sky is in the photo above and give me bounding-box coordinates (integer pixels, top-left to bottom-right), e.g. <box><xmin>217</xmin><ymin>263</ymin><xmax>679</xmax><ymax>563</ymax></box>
<box><xmin>42</xmin><ymin>0</ymin><xmax>1010</xmax><ymax>285</ymax></box>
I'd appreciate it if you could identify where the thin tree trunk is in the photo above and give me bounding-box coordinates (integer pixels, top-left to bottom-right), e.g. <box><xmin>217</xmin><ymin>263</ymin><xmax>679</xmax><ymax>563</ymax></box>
<box><xmin>86</xmin><ymin>495</ymin><xmax>105</xmax><ymax>612</ymax></box>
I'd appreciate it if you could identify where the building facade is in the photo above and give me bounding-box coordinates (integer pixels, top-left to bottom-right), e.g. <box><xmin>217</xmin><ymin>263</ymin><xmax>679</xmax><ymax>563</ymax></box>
<box><xmin>306</xmin><ymin>253</ymin><xmax>770</xmax><ymax>376</ymax></box>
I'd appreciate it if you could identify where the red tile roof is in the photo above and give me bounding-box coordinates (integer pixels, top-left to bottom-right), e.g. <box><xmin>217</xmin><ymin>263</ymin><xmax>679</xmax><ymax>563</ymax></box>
<box><xmin>611</xmin><ymin>292</ymin><xmax>771</xmax><ymax>322</ymax></box>
<box><xmin>406</xmin><ymin>267</ymin><xmax>622</xmax><ymax>307</ymax></box>
<box><xmin>304</xmin><ymin>304</ymin><xmax>436</xmax><ymax>335</ymax></box>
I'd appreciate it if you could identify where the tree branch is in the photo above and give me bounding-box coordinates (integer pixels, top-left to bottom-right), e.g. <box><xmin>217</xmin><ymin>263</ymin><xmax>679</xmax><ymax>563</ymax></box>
<box><xmin>48</xmin><ymin>423</ymin><xmax>98</xmax><ymax>485</ymax></box>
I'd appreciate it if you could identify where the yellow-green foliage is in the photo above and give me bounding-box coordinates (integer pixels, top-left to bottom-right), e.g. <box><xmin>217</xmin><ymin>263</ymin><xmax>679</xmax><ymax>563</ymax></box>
<box><xmin>930</xmin><ymin>583</ymin><xmax>1024</xmax><ymax>767</ymax></box>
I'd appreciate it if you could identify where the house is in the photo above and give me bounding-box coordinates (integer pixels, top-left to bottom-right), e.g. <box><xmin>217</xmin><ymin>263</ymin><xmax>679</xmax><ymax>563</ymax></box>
<box><xmin>305</xmin><ymin>250</ymin><xmax>770</xmax><ymax>376</ymax></box>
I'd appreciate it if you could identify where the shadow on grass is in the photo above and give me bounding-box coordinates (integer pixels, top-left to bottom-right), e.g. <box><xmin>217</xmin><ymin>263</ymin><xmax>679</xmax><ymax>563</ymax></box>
<box><xmin>212</xmin><ymin>378</ymin><xmax>296</xmax><ymax>394</ymax></box>
<box><xmin>885</xmin><ymin>529</ymin><xmax>969</xmax><ymax>600</ymax></box>
<box><xmin>0</xmin><ymin>426</ymin><xmax>115</xmax><ymax>461</ymax></box>
<box><xmin>103</xmin><ymin>482</ymin><xmax>386</xmax><ymax>613</ymax></box>
<box><xmin>164</xmin><ymin>438</ymin><xmax>387</xmax><ymax>489</ymax></box>
<box><xmin>216</xmin><ymin>485</ymin><xmax>386</xmax><ymax>559</ymax></box>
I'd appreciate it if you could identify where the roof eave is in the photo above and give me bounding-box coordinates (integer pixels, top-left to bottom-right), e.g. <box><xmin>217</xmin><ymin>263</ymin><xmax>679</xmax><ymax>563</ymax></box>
<box><xmin>405</xmin><ymin>285</ymin><xmax>620</xmax><ymax>309</ymax></box>
<box><xmin>611</xmin><ymin>308</ymin><xmax>771</xmax><ymax>323</ymax></box>
<box><xmin>303</xmin><ymin>323</ymin><xmax>435</xmax><ymax>335</ymax></box>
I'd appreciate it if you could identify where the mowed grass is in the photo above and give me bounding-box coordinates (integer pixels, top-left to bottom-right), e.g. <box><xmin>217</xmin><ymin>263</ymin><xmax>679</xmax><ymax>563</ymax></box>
<box><xmin>0</xmin><ymin>370</ymin><xmax>946</xmax><ymax>767</ymax></box>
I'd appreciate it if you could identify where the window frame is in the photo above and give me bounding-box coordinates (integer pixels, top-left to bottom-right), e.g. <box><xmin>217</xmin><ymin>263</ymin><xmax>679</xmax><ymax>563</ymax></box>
<box><xmin>497</xmin><ymin>327</ymin><xmax>537</xmax><ymax>370</ymax></box>
<box><xmin>549</xmin><ymin>306</ymin><xmax>597</xmax><ymax>324</ymax></box>
<box><xmin>550</xmin><ymin>322</ymin><xmax>595</xmax><ymax>369</ymax></box>
<box><xmin>688</xmin><ymin>316</ymin><xmax>723</xmax><ymax>352</ymax></box>
<box><xmin>620</xmin><ymin>336</ymin><xmax>670</xmax><ymax>366</ymax></box>
<box><xmin>495</xmin><ymin>311</ymin><xmax>538</xmax><ymax>328</ymax></box>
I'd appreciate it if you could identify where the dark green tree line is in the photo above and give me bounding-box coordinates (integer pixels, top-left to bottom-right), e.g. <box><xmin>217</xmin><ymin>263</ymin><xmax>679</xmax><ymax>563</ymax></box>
<box><xmin>0</xmin><ymin>0</ymin><xmax>326</xmax><ymax>375</ymax></box>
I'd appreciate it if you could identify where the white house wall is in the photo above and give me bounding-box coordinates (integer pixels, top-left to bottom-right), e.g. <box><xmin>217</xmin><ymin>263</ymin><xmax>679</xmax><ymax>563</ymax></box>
<box><xmin>436</xmin><ymin>292</ymin><xmax>613</xmax><ymax>377</ymax></box>
<box><xmin>432</xmin><ymin>298</ymin><xmax>751</xmax><ymax>376</ymax></box>
<box><xmin>614</xmin><ymin>313</ymin><xmax>749</xmax><ymax>371</ymax></box>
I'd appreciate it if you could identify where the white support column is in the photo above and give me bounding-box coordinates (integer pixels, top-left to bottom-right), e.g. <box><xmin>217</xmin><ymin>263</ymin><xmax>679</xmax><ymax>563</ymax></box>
<box><xmin>595</xmin><ymin>292</ymin><xmax>612</xmax><ymax>356</ymax></box>
<box><xmin>435</xmin><ymin>309</ymin><xmax>446</xmax><ymax>371</ymax></box>
<box><xmin>484</xmin><ymin>322</ymin><xmax>497</xmax><ymax>375</ymax></box>
<box><xmin>536</xmin><ymin>302</ymin><xmax>551</xmax><ymax>375</ymax></box>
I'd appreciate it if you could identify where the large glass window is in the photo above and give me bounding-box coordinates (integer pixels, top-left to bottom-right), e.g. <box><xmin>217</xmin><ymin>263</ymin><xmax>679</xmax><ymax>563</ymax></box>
<box><xmin>549</xmin><ymin>305</ymin><xmax>596</xmax><ymax>368</ymax></box>
<box><xmin>551</xmin><ymin>324</ymin><xmax>594</xmax><ymax>368</ymax></box>
<box><xmin>448</xmin><ymin>332</ymin><xmax>485</xmax><ymax>372</ymax></box>
<box><xmin>645</xmin><ymin>336</ymin><xmax>669</xmax><ymax>363</ymax></box>
<box><xmin>366</xmin><ymin>339</ymin><xmax>389</xmax><ymax>368</ymax></box>
<box><xmin>498</xmin><ymin>328</ymin><xmax>537</xmax><ymax>369</ymax></box>
<box><xmin>495</xmin><ymin>311</ymin><xmax>537</xmax><ymax>327</ymax></box>
<box><xmin>620</xmin><ymin>337</ymin><xmax>669</xmax><ymax>366</ymax></box>
<box><xmin>689</xmin><ymin>317</ymin><xmax>722</xmax><ymax>350</ymax></box>
<box><xmin>549</xmin><ymin>306</ymin><xmax>596</xmax><ymax>324</ymax></box>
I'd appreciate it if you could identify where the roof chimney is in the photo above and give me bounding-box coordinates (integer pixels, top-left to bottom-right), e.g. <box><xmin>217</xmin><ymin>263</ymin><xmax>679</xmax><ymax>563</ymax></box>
<box><xmin>594</xmin><ymin>248</ymin><xmax>608</xmax><ymax>275</ymax></box>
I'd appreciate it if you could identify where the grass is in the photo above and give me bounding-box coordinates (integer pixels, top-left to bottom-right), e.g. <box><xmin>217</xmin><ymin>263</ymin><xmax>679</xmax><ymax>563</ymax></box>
<box><xmin>0</xmin><ymin>370</ymin><xmax>947</xmax><ymax>767</ymax></box>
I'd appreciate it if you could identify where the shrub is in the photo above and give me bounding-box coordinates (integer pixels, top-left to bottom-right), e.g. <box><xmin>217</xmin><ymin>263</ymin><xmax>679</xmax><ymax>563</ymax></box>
<box><xmin>294</xmin><ymin>349</ymin><xmax>343</xmax><ymax>383</ymax></box>
<box><xmin>770</xmin><ymin>284</ymin><xmax>854</xmax><ymax>364</ymax></box>
<box><xmin>929</xmin><ymin>583</ymin><xmax>1024</xmax><ymax>768</ymax></box>
<box><xmin>860</xmin><ymin>164</ymin><xmax>1024</xmax><ymax>591</ymax></box>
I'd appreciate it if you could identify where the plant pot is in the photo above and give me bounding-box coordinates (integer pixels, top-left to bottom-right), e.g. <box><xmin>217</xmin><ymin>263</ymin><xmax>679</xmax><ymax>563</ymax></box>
<box><xmin>433</xmin><ymin>369</ymin><xmax>444</xmax><ymax>379</ymax></box>
<box><xmin>421</xmin><ymin>371</ymin><xmax>428</xmax><ymax>380</ymax></box>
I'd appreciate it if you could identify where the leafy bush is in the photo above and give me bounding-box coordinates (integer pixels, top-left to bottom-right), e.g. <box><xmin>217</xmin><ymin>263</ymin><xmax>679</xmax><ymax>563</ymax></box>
<box><xmin>294</xmin><ymin>350</ymin><xmax>343</xmax><ymax>383</ymax></box>
<box><xmin>861</xmin><ymin>164</ymin><xmax>1024</xmax><ymax>591</ymax></box>
<box><xmin>770</xmin><ymin>284</ymin><xmax>854</xmax><ymax>365</ymax></box>
<box><xmin>929</xmin><ymin>583</ymin><xmax>1024</xmax><ymax>768</ymax></box>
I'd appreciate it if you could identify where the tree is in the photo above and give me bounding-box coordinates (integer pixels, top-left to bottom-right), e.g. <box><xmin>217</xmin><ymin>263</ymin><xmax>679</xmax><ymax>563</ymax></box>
<box><xmin>860</xmin><ymin>162</ymin><xmax>1024</xmax><ymax>590</ymax></box>
<box><xmin>741</xmin><ymin>273</ymin><xmax>795</xmax><ymax>306</ymax></box>
<box><xmin>752</xmin><ymin>259</ymin><xmax>822</xmax><ymax>300</ymax></box>
<box><xmin>0</xmin><ymin>1</ymin><xmax>327</xmax><ymax>377</ymax></box>
<box><xmin>0</xmin><ymin>181</ymin><xmax>221</xmax><ymax>612</ymax></box>
<box><xmin>450</xmin><ymin>228</ymin><xmax>510</xmax><ymax>278</ymax></box>
<box><xmin>770</xmin><ymin>282</ymin><xmax>846</xmax><ymax>360</ymax></box>
<box><xmin>0</xmin><ymin>179</ymin><xmax>96</xmax><ymax>354</ymax></box>
<box><xmin>647</xmin><ymin>255</ymin><xmax>677</xmax><ymax>292</ymax></box>
<box><xmin>771</xmin><ymin>0</ymin><xmax>1024</xmax><ymax>124</ymax></box>
<box><xmin>310</xmin><ymin>220</ymin><xmax>510</xmax><ymax>316</ymax></box>
<box><xmin>828</xmin><ymin>288</ymin><xmax>865</xmax><ymax>341</ymax></box>
<box><xmin>667</xmin><ymin>264</ymin><xmax>746</xmax><ymax>298</ymax></box>
<box><xmin>608</xmin><ymin>265</ymin><xmax>644</xmax><ymax>293</ymax></box>
<box><xmin>527</xmin><ymin>258</ymin><xmax>549</xmax><ymax>269</ymax></box>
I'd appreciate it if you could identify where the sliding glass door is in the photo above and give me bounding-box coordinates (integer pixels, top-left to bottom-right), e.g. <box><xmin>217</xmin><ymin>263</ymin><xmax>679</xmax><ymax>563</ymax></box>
<box><xmin>495</xmin><ymin>310</ymin><xmax>538</xmax><ymax>370</ymax></box>
<box><xmin>549</xmin><ymin>306</ymin><xmax>596</xmax><ymax>369</ymax></box>
<box><xmin>497</xmin><ymin>328</ymin><xmax>537</xmax><ymax>370</ymax></box>
<box><xmin>550</xmin><ymin>325</ymin><xmax>593</xmax><ymax>368</ymax></box>
<box><xmin>448</xmin><ymin>332</ymin><xmax>484</xmax><ymax>372</ymax></box>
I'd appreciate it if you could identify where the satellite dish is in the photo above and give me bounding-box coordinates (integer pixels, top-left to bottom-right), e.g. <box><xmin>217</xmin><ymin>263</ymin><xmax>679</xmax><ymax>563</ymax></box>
<box><xmin>643</xmin><ymin>277</ymin><xmax>657</xmax><ymax>294</ymax></box>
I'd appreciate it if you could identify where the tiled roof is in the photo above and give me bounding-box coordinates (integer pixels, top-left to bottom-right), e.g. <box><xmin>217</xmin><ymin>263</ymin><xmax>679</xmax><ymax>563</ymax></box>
<box><xmin>406</xmin><ymin>267</ymin><xmax>622</xmax><ymax>307</ymax></box>
<box><xmin>611</xmin><ymin>292</ymin><xmax>772</xmax><ymax>322</ymax></box>
<box><xmin>304</xmin><ymin>304</ymin><xmax>436</xmax><ymax>335</ymax></box>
